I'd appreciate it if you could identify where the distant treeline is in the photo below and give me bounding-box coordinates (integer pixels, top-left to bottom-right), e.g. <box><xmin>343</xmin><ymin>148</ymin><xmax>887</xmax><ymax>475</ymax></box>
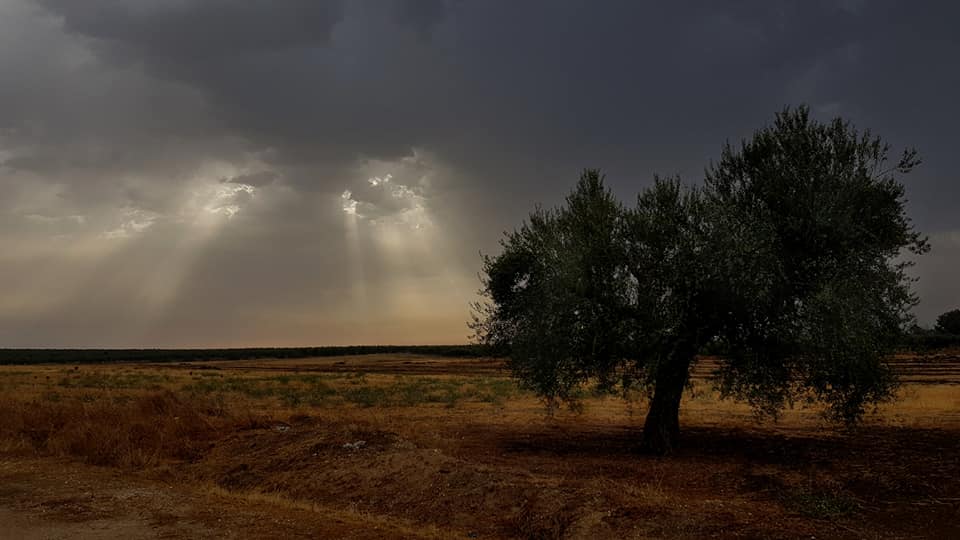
<box><xmin>0</xmin><ymin>345</ymin><xmax>491</xmax><ymax>365</ymax></box>
<box><xmin>700</xmin><ymin>333</ymin><xmax>960</xmax><ymax>357</ymax></box>
<box><xmin>900</xmin><ymin>333</ymin><xmax>960</xmax><ymax>351</ymax></box>
<box><xmin>1</xmin><ymin>336</ymin><xmax>955</xmax><ymax>366</ymax></box>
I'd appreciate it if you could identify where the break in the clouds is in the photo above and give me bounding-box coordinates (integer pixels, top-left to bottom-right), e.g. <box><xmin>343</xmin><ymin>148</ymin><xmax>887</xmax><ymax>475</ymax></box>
<box><xmin>1</xmin><ymin>0</ymin><xmax>957</xmax><ymax>346</ymax></box>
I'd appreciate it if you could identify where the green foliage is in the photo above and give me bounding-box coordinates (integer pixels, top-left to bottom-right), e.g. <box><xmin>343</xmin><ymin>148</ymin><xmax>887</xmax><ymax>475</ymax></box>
<box><xmin>472</xmin><ymin>106</ymin><xmax>927</xmax><ymax>449</ymax></box>
<box><xmin>707</xmin><ymin>107</ymin><xmax>927</xmax><ymax>423</ymax></box>
<box><xmin>934</xmin><ymin>309</ymin><xmax>960</xmax><ymax>335</ymax></box>
<box><xmin>471</xmin><ymin>170</ymin><xmax>634</xmax><ymax>402</ymax></box>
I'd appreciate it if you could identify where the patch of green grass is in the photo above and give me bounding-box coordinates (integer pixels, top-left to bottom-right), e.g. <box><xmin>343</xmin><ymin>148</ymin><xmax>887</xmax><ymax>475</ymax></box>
<box><xmin>342</xmin><ymin>386</ymin><xmax>389</xmax><ymax>407</ymax></box>
<box><xmin>306</xmin><ymin>383</ymin><xmax>338</xmax><ymax>406</ymax></box>
<box><xmin>185</xmin><ymin>374</ymin><xmax>343</xmax><ymax>407</ymax></box>
<box><xmin>276</xmin><ymin>377</ymin><xmax>338</xmax><ymax>407</ymax></box>
<box><xmin>346</xmin><ymin>372</ymin><xmax>368</xmax><ymax>385</ymax></box>
<box><xmin>0</xmin><ymin>371</ymin><xmax>45</xmax><ymax>392</ymax></box>
<box><xmin>342</xmin><ymin>377</ymin><xmax>518</xmax><ymax>408</ymax></box>
<box><xmin>184</xmin><ymin>377</ymin><xmax>276</xmax><ymax>398</ymax></box>
<box><xmin>57</xmin><ymin>372</ymin><xmax>173</xmax><ymax>390</ymax></box>
<box><xmin>394</xmin><ymin>378</ymin><xmax>456</xmax><ymax>406</ymax></box>
<box><xmin>476</xmin><ymin>378</ymin><xmax>518</xmax><ymax>405</ymax></box>
<box><xmin>785</xmin><ymin>490</ymin><xmax>859</xmax><ymax>519</ymax></box>
<box><xmin>181</xmin><ymin>372</ymin><xmax>520</xmax><ymax>409</ymax></box>
<box><xmin>279</xmin><ymin>390</ymin><xmax>302</xmax><ymax>407</ymax></box>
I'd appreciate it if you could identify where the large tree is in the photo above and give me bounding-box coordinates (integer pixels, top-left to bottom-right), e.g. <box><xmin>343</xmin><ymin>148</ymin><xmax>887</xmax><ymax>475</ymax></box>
<box><xmin>471</xmin><ymin>107</ymin><xmax>928</xmax><ymax>454</ymax></box>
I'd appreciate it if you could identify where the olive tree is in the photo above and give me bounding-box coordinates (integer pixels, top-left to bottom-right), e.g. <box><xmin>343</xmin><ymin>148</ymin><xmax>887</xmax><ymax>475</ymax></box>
<box><xmin>471</xmin><ymin>107</ymin><xmax>928</xmax><ymax>454</ymax></box>
<box><xmin>470</xmin><ymin>171</ymin><xmax>633</xmax><ymax>404</ymax></box>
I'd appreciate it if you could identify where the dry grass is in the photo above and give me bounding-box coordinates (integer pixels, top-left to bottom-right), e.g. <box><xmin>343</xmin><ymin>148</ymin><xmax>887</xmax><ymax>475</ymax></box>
<box><xmin>0</xmin><ymin>390</ymin><xmax>270</xmax><ymax>468</ymax></box>
<box><xmin>202</xmin><ymin>486</ymin><xmax>454</xmax><ymax>539</ymax></box>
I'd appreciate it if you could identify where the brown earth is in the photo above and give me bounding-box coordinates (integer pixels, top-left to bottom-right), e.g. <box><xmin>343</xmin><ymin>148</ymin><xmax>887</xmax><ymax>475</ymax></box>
<box><xmin>1</xmin><ymin>352</ymin><xmax>959</xmax><ymax>539</ymax></box>
<box><xmin>0</xmin><ymin>457</ymin><xmax>444</xmax><ymax>539</ymax></box>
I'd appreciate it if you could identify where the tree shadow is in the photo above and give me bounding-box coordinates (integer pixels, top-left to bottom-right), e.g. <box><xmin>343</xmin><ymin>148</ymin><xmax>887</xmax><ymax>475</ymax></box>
<box><xmin>496</xmin><ymin>423</ymin><xmax>960</xmax><ymax>469</ymax></box>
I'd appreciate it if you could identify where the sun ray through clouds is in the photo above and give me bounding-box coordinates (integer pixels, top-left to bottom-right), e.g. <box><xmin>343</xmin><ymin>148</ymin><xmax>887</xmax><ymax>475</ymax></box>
<box><xmin>341</xmin><ymin>188</ymin><xmax>369</xmax><ymax>322</ymax></box>
<box><xmin>333</xmin><ymin>153</ymin><xmax>475</xmax><ymax>343</ymax></box>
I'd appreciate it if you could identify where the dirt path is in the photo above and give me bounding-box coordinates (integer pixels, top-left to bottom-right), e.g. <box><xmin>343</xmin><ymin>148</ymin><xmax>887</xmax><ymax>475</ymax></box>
<box><xmin>0</xmin><ymin>458</ymin><xmax>440</xmax><ymax>539</ymax></box>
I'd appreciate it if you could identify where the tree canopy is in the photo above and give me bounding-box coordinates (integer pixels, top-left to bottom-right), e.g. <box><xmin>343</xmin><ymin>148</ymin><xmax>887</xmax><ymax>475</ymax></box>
<box><xmin>935</xmin><ymin>309</ymin><xmax>960</xmax><ymax>335</ymax></box>
<box><xmin>470</xmin><ymin>106</ymin><xmax>928</xmax><ymax>454</ymax></box>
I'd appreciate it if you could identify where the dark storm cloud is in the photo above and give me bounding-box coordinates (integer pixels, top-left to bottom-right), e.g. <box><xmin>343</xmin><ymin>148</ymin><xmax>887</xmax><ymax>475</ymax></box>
<box><xmin>37</xmin><ymin>0</ymin><xmax>931</xmax><ymax>187</ymax></box>
<box><xmin>39</xmin><ymin>0</ymin><xmax>452</xmax><ymax>177</ymax></box>
<box><xmin>45</xmin><ymin>1</ymin><xmax>345</xmax><ymax>58</ymax></box>
<box><xmin>0</xmin><ymin>0</ymin><xmax>957</xmax><ymax>346</ymax></box>
<box><xmin>393</xmin><ymin>0</ymin><xmax>447</xmax><ymax>41</ymax></box>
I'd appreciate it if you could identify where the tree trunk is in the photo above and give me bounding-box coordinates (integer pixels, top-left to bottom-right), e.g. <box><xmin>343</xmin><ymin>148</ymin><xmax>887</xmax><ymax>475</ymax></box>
<box><xmin>641</xmin><ymin>347</ymin><xmax>695</xmax><ymax>455</ymax></box>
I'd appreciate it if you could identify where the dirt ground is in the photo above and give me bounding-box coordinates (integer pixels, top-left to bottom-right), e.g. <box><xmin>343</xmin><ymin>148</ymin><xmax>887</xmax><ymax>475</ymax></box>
<box><xmin>0</xmin><ymin>458</ymin><xmax>442</xmax><ymax>539</ymax></box>
<box><xmin>1</xmin><ymin>352</ymin><xmax>958</xmax><ymax>539</ymax></box>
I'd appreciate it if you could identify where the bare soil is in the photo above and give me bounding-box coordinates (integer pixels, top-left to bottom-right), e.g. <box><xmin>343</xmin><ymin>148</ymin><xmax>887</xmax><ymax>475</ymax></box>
<box><xmin>0</xmin><ymin>458</ymin><xmax>440</xmax><ymax>539</ymax></box>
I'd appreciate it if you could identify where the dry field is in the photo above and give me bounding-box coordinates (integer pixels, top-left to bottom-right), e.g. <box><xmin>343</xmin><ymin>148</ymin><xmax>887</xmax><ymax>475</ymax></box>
<box><xmin>1</xmin><ymin>351</ymin><xmax>959</xmax><ymax>539</ymax></box>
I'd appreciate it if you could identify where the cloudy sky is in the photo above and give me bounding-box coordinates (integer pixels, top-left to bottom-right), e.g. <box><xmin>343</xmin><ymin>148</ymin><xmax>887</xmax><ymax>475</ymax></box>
<box><xmin>0</xmin><ymin>0</ymin><xmax>957</xmax><ymax>347</ymax></box>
